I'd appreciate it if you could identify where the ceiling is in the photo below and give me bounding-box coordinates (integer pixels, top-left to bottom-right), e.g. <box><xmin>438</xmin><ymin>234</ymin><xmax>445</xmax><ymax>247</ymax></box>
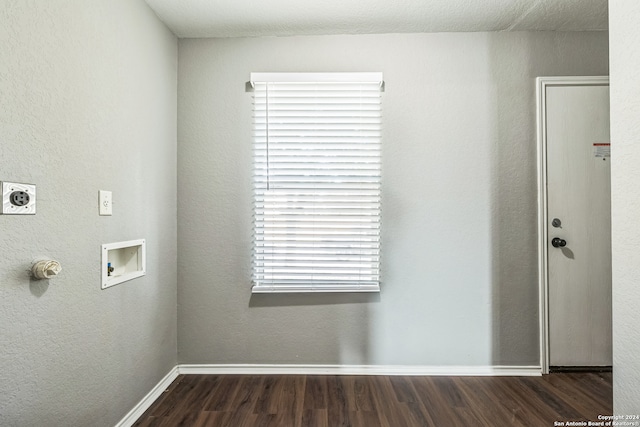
<box><xmin>144</xmin><ymin>0</ymin><xmax>608</xmax><ymax>38</ymax></box>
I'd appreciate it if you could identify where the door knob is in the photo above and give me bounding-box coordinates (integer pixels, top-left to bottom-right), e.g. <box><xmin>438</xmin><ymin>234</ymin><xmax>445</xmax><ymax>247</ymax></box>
<box><xmin>551</xmin><ymin>237</ymin><xmax>567</xmax><ymax>248</ymax></box>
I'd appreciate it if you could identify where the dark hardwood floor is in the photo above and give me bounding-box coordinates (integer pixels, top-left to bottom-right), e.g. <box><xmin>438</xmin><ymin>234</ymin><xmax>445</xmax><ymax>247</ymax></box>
<box><xmin>133</xmin><ymin>372</ymin><xmax>612</xmax><ymax>426</ymax></box>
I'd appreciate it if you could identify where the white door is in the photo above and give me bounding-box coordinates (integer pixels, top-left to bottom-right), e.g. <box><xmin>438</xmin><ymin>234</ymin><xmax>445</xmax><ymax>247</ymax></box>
<box><xmin>545</xmin><ymin>80</ymin><xmax>612</xmax><ymax>367</ymax></box>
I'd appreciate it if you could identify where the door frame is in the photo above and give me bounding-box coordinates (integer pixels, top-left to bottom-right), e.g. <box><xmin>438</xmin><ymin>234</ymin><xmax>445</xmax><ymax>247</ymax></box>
<box><xmin>536</xmin><ymin>76</ymin><xmax>610</xmax><ymax>375</ymax></box>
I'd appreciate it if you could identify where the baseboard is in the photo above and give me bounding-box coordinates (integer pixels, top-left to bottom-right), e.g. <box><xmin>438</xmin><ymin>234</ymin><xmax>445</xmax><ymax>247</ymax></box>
<box><xmin>115</xmin><ymin>366</ymin><xmax>179</xmax><ymax>427</ymax></box>
<box><xmin>177</xmin><ymin>363</ymin><xmax>542</xmax><ymax>376</ymax></box>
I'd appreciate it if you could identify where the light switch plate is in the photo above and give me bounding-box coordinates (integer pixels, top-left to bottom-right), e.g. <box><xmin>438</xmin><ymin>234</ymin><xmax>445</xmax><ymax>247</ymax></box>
<box><xmin>1</xmin><ymin>181</ymin><xmax>36</xmax><ymax>215</ymax></box>
<box><xmin>99</xmin><ymin>190</ymin><xmax>112</xmax><ymax>216</ymax></box>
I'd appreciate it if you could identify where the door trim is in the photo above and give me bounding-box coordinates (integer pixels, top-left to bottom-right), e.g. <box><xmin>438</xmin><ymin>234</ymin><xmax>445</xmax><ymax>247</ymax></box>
<box><xmin>536</xmin><ymin>76</ymin><xmax>609</xmax><ymax>374</ymax></box>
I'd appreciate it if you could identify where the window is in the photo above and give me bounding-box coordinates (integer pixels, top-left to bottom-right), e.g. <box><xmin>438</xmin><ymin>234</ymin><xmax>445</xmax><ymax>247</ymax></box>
<box><xmin>251</xmin><ymin>72</ymin><xmax>383</xmax><ymax>293</ymax></box>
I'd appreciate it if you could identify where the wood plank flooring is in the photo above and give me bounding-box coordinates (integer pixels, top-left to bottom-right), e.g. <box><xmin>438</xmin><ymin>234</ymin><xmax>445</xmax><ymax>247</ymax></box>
<box><xmin>133</xmin><ymin>372</ymin><xmax>612</xmax><ymax>426</ymax></box>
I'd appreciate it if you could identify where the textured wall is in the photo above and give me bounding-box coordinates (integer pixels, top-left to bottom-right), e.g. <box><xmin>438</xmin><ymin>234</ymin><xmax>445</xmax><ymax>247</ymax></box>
<box><xmin>610</xmin><ymin>0</ymin><xmax>640</xmax><ymax>414</ymax></box>
<box><xmin>0</xmin><ymin>1</ymin><xmax>177</xmax><ymax>426</ymax></box>
<box><xmin>177</xmin><ymin>32</ymin><xmax>608</xmax><ymax>367</ymax></box>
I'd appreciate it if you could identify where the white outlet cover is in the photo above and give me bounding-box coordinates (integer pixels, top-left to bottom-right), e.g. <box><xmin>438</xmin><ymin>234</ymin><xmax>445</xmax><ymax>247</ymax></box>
<box><xmin>1</xmin><ymin>181</ymin><xmax>36</xmax><ymax>215</ymax></box>
<box><xmin>99</xmin><ymin>190</ymin><xmax>112</xmax><ymax>216</ymax></box>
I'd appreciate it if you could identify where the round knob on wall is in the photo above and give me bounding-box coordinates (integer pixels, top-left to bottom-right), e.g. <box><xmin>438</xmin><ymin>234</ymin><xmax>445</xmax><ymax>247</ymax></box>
<box><xmin>31</xmin><ymin>260</ymin><xmax>62</xmax><ymax>280</ymax></box>
<box><xmin>551</xmin><ymin>237</ymin><xmax>567</xmax><ymax>248</ymax></box>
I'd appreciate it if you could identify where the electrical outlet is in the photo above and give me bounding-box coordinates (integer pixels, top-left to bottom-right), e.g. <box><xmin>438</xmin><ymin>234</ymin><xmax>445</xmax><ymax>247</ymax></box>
<box><xmin>1</xmin><ymin>181</ymin><xmax>36</xmax><ymax>215</ymax></box>
<box><xmin>99</xmin><ymin>190</ymin><xmax>112</xmax><ymax>216</ymax></box>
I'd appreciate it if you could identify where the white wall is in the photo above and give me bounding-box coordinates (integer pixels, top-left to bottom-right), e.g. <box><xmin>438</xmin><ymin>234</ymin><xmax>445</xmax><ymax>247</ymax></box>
<box><xmin>177</xmin><ymin>32</ymin><xmax>608</xmax><ymax>367</ymax></box>
<box><xmin>610</xmin><ymin>0</ymin><xmax>640</xmax><ymax>414</ymax></box>
<box><xmin>0</xmin><ymin>1</ymin><xmax>177</xmax><ymax>425</ymax></box>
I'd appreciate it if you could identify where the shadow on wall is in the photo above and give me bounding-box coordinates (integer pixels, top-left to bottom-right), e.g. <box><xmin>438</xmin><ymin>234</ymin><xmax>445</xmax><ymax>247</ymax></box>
<box><xmin>29</xmin><ymin>278</ymin><xmax>49</xmax><ymax>298</ymax></box>
<box><xmin>249</xmin><ymin>293</ymin><xmax>381</xmax><ymax>308</ymax></box>
<box><xmin>249</xmin><ymin>292</ymin><xmax>380</xmax><ymax>365</ymax></box>
<box><xmin>488</xmin><ymin>33</ymin><xmax>542</xmax><ymax>367</ymax></box>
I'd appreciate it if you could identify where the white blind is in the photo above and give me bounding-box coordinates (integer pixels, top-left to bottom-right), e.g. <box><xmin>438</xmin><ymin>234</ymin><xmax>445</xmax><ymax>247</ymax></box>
<box><xmin>251</xmin><ymin>72</ymin><xmax>383</xmax><ymax>293</ymax></box>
